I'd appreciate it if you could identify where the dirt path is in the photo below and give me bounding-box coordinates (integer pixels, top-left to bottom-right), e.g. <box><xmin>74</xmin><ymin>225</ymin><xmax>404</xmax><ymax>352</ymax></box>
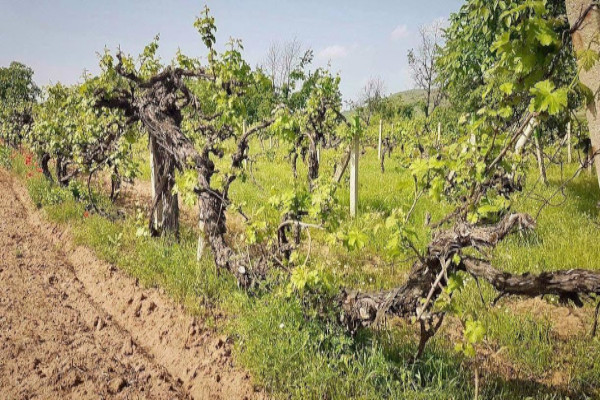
<box><xmin>0</xmin><ymin>169</ymin><xmax>261</xmax><ymax>399</ymax></box>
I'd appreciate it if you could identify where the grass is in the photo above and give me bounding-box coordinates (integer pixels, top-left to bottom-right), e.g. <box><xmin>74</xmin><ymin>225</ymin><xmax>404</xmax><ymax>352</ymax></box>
<box><xmin>3</xmin><ymin>143</ymin><xmax>600</xmax><ymax>399</ymax></box>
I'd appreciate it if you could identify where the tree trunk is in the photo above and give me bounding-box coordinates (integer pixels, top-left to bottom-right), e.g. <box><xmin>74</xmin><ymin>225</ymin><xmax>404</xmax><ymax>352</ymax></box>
<box><xmin>350</xmin><ymin>135</ymin><xmax>359</xmax><ymax>218</ymax></box>
<box><xmin>39</xmin><ymin>153</ymin><xmax>53</xmax><ymax>182</ymax></box>
<box><xmin>149</xmin><ymin>135</ymin><xmax>179</xmax><ymax>237</ymax></box>
<box><xmin>307</xmin><ymin>138</ymin><xmax>319</xmax><ymax>190</ymax></box>
<box><xmin>110</xmin><ymin>173</ymin><xmax>121</xmax><ymax>202</ymax></box>
<box><xmin>198</xmin><ymin>188</ymin><xmax>259</xmax><ymax>288</ymax></box>
<box><xmin>378</xmin><ymin>119</ymin><xmax>383</xmax><ymax>160</ymax></box>
<box><xmin>534</xmin><ymin>135</ymin><xmax>548</xmax><ymax>185</ymax></box>
<box><xmin>291</xmin><ymin>150</ymin><xmax>298</xmax><ymax>179</ymax></box>
<box><xmin>380</xmin><ymin>142</ymin><xmax>386</xmax><ymax>173</ymax></box>
<box><xmin>514</xmin><ymin>117</ymin><xmax>537</xmax><ymax>154</ymax></box>
<box><xmin>567</xmin><ymin>0</ymin><xmax>600</xmax><ymax>190</ymax></box>
<box><xmin>55</xmin><ymin>156</ymin><xmax>68</xmax><ymax>186</ymax></box>
<box><xmin>567</xmin><ymin>121</ymin><xmax>573</xmax><ymax>163</ymax></box>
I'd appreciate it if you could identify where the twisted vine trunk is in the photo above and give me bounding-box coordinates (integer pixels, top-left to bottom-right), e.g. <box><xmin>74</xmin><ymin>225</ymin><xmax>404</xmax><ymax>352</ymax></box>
<box><xmin>567</xmin><ymin>0</ymin><xmax>600</xmax><ymax>190</ymax></box>
<box><xmin>307</xmin><ymin>137</ymin><xmax>319</xmax><ymax>190</ymax></box>
<box><xmin>340</xmin><ymin>213</ymin><xmax>600</xmax><ymax>341</ymax></box>
<box><xmin>39</xmin><ymin>152</ymin><xmax>53</xmax><ymax>182</ymax></box>
<box><xmin>149</xmin><ymin>135</ymin><xmax>179</xmax><ymax>237</ymax></box>
<box><xmin>290</xmin><ymin>148</ymin><xmax>299</xmax><ymax>179</ymax></box>
<box><xmin>55</xmin><ymin>156</ymin><xmax>68</xmax><ymax>186</ymax></box>
<box><xmin>110</xmin><ymin>171</ymin><xmax>121</xmax><ymax>202</ymax></box>
<box><xmin>197</xmin><ymin>178</ymin><xmax>262</xmax><ymax>288</ymax></box>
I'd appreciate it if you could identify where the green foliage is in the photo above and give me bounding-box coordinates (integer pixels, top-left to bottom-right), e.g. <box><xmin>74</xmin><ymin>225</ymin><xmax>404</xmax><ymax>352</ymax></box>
<box><xmin>28</xmin><ymin>81</ymin><xmax>139</xmax><ymax>186</ymax></box>
<box><xmin>271</xmin><ymin>66</ymin><xmax>347</xmax><ymax>169</ymax></box>
<box><xmin>0</xmin><ymin>145</ymin><xmax>12</xmax><ymax>168</ymax></box>
<box><xmin>28</xmin><ymin>176</ymin><xmax>67</xmax><ymax>207</ymax></box>
<box><xmin>529</xmin><ymin>80</ymin><xmax>568</xmax><ymax>116</ymax></box>
<box><xmin>0</xmin><ymin>62</ymin><xmax>39</xmax><ymax>145</ymax></box>
<box><xmin>288</xmin><ymin>263</ymin><xmax>336</xmax><ymax>300</ymax></box>
<box><xmin>194</xmin><ymin>6</ymin><xmax>217</xmax><ymax>52</ymax></box>
<box><xmin>383</xmin><ymin>209</ymin><xmax>419</xmax><ymax>257</ymax></box>
<box><xmin>455</xmin><ymin>319</ymin><xmax>486</xmax><ymax>358</ymax></box>
<box><xmin>576</xmin><ymin>48</ymin><xmax>600</xmax><ymax>72</ymax></box>
<box><xmin>338</xmin><ymin>228</ymin><xmax>368</xmax><ymax>252</ymax></box>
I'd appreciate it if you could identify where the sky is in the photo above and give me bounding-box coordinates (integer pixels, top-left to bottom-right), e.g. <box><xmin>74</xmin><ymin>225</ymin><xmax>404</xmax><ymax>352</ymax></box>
<box><xmin>0</xmin><ymin>0</ymin><xmax>464</xmax><ymax>102</ymax></box>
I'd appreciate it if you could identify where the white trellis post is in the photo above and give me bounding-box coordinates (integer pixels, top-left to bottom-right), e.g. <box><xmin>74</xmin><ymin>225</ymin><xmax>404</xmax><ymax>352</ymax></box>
<box><xmin>437</xmin><ymin>122</ymin><xmax>441</xmax><ymax>147</ymax></box>
<box><xmin>377</xmin><ymin>119</ymin><xmax>383</xmax><ymax>160</ymax></box>
<box><xmin>317</xmin><ymin>144</ymin><xmax>321</xmax><ymax>163</ymax></box>
<box><xmin>567</xmin><ymin>121</ymin><xmax>572</xmax><ymax>163</ymax></box>
<box><xmin>197</xmin><ymin>204</ymin><xmax>206</xmax><ymax>261</ymax></box>
<box><xmin>350</xmin><ymin>133</ymin><xmax>359</xmax><ymax>218</ymax></box>
<box><xmin>242</xmin><ymin>121</ymin><xmax>248</xmax><ymax>169</ymax></box>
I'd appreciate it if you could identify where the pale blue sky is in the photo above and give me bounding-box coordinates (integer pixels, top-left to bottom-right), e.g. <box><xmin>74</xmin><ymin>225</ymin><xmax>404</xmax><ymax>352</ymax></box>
<box><xmin>0</xmin><ymin>0</ymin><xmax>463</xmax><ymax>101</ymax></box>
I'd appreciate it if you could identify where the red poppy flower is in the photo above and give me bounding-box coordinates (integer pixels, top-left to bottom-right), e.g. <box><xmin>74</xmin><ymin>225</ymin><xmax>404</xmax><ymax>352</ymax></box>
<box><xmin>26</xmin><ymin>172</ymin><xmax>33</xmax><ymax>178</ymax></box>
<box><xmin>36</xmin><ymin>168</ymin><xmax>43</xmax><ymax>173</ymax></box>
<box><xmin>83</xmin><ymin>211</ymin><xmax>90</xmax><ymax>218</ymax></box>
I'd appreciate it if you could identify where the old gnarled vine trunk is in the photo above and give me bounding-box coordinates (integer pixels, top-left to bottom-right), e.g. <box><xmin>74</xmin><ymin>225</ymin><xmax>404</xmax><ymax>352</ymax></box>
<box><xmin>340</xmin><ymin>213</ymin><xmax>600</xmax><ymax>354</ymax></box>
<box><xmin>307</xmin><ymin>137</ymin><xmax>320</xmax><ymax>189</ymax></box>
<box><xmin>149</xmin><ymin>135</ymin><xmax>179</xmax><ymax>237</ymax></box>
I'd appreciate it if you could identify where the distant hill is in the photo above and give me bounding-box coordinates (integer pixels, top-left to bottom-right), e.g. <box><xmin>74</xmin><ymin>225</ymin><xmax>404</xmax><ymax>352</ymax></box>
<box><xmin>387</xmin><ymin>88</ymin><xmax>429</xmax><ymax>106</ymax></box>
<box><xmin>344</xmin><ymin>88</ymin><xmax>428</xmax><ymax>116</ymax></box>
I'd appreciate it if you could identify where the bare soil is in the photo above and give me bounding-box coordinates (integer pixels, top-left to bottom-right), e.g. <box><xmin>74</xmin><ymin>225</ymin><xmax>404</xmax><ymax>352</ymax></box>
<box><xmin>0</xmin><ymin>169</ymin><xmax>262</xmax><ymax>399</ymax></box>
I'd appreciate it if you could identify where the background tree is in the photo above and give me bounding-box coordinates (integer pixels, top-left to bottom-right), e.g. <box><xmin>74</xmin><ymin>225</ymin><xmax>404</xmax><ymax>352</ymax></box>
<box><xmin>263</xmin><ymin>38</ymin><xmax>313</xmax><ymax>102</ymax></box>
<box><xmin>407</xmin><ymin>21</ymin><xmax>445</xmax><ymax>119</ymax></box>
<box><xmin>356</xmin><ymin>77</ymin><xmax>386</xmax><ymax>126</ymax></box>
<box><xmin>0</xmin><ymin>62</ymin><xmax>39</xmax><ymax>147</ymax></box>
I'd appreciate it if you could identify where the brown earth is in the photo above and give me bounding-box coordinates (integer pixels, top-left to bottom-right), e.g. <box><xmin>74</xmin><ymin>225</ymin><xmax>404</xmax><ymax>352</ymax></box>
<box><xmin>0</xmin><ymin>169</ymin><xmax>263</xmax><ymax>399</ymax></box>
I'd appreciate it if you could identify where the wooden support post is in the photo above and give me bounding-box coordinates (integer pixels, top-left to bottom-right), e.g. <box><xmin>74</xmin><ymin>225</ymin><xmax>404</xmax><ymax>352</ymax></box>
<box><xmin>534</xmin><ymin>135</ymin><xmax>548</xmax><ymax>185</ymax></box>
<box><xmin>197</xmin><ymin>204</ymin><xmax>206</xmax><ymax>261</ymax></box>
<box><xmin>242</xmin><ymin>121</ymin><xmax>248</xmax><ymax>169</ymax></box>
<box><xmin>378</xmin><ymin>119</ymin><xmax>383</xmax><ymax>161</ymax></box>
<box><xmin>317</xmin><ymin>144</ymin><xmax>321</xmax><ymax>163</ymax></box>
<box><xmin>567</xmin><ymin>121</ymin><xmax>572</xmax><ymax>163</ymax></box>
<box><xmin>515</xmin><ymin>117</ymin><xmax>537</xmax><ymax>154</ymax></box>
<box><xmin>350</xmin><ymin>134</ymin><xmax>359</xmax><ymax>218</ymax></box>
